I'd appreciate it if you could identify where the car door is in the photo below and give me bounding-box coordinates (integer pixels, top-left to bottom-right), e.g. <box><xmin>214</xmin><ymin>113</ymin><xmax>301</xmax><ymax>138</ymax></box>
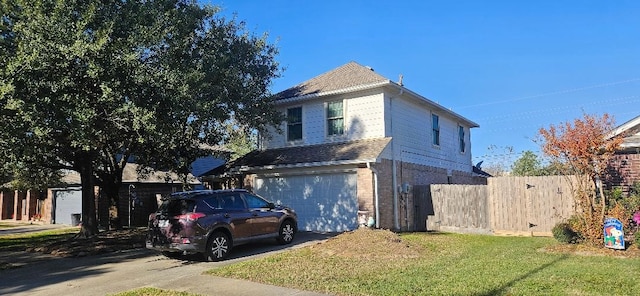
<box><xmin>243</xmin><ymin>193</ymin><xmax>280</xmax><ymax>236</ymax></box>
<box><xmin>219</xmin><ymin>193</ymin><xmax>253</xmax><ymax>239</ymax></box>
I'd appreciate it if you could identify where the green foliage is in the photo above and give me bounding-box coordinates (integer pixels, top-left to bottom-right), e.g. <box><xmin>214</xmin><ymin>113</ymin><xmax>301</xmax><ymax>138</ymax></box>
<box><xmin>605</xmin><ymin>183</ymin><xmax>640</xmax><ymax>231</ymax></box>
<box><xmin>1</xmin><ymin>0</ymin><xmax>282</xmax><ymax>234</ymax></box>
<box><xmin>511</xmin><ymin>150</ymin><xmax>565</xmax><ymax>176</ymax></box>
<box><xmin>511</xmin><ymin>151</ymin><xmax>542</xmax><ymax>176</ymax></box>
<box><xmin>552</xmin><ymin>222</ymin><xmax>579</xmax><ymax>244</ymax></box>
<box><xmin>222</xmin><ymin>120</ymin><xmax>257</xmax><ymax>161</ymax></box>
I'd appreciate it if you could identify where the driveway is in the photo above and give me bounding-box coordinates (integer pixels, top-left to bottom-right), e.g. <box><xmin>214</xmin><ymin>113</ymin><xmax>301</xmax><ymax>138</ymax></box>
<box><xmin>0</xmin><ymin>231</ymin><xmax>335</xmax><ymax>296</ymax></box>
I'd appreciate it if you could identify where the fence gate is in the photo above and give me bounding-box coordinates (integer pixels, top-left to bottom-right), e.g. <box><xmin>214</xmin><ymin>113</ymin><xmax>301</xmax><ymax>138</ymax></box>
<box><xmin>412</xmin><ymin>185</ymin><xmax>434</xmax><ymax>231</ymax></box>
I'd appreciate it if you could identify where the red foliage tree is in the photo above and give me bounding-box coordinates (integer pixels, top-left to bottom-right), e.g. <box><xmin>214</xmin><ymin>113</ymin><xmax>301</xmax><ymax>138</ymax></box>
<box><xmin>538</xmin><ymin>113</ymin><xmax>622</xmax><ymax>243</ymax></box>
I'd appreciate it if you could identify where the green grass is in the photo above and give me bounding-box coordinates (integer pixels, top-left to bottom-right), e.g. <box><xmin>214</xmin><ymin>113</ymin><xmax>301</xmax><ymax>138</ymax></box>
<box><xmin>0</xmin><ymin>222</ymin><xmax>31</xmax><ymax>228</ymax></box>
<box><xmin>0</xmin><ymin>227</ymin><xmax>78</xmax><ymax>252</ymax></box>
<box><xmin>207</xmin><ymin>232</ymin><xmax>640</xmax><ymax>296</ymax></box>
<box><xmin>109</xmin><ymin>287</ymin><xmax>202</xmax><ymax>296</ymax></box>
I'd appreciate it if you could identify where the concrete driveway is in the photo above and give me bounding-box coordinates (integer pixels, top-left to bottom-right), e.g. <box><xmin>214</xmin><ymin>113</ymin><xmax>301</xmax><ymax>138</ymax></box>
<box><xmin>0</xmin><ymin>231</ymin><xmax>335</xmax><ymax>296</ymax></box>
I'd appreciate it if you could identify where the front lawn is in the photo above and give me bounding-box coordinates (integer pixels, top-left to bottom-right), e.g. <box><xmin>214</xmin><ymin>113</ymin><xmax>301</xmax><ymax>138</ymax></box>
<box><xmin>207</xmin><ymin>228</ymin><xmax>640</xmax><ymax>296</ymax></box>
<box><xmin>0</xmin><ymin>228</ymin><xmax>78</xmax><ymax>252</ymax></box>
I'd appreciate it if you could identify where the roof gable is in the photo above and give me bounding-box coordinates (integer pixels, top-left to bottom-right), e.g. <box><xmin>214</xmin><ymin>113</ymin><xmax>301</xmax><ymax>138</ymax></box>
<box><xmin>273</xmin><ymin>61</ymin><xmax>479</xmax><ymax>128</ymax></box>
<box><xmin>275</xmin><ymin>61</ymin><xmax>391</xmax><ymax>100</ymax></box>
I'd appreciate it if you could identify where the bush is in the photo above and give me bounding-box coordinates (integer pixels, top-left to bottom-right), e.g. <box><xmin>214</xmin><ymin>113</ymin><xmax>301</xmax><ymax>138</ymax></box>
<box><xmin>635</xmin><ymin>231</ymin><xmax>640</xmax><ymax>247</ymax></box>
<box><xmin>552</xmin><ymin>222</ymin><xmax>578</xmax><ymax>244</ymax></box>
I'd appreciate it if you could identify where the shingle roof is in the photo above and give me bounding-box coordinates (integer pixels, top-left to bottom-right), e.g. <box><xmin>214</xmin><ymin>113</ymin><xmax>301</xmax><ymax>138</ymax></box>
<box><xmin>275</xmin><ymin>61</ymin><xmax>391</xmax><ymax>100</ymax></box>
<box><xmin>59</xmin><ymin>164</ymin><xmax>200</xmax><ymax>186</ymax></box>
<box><xmin>230</xmin><ymin>137</ymin><xmax>392</xmax><ymax>170</ymax></box>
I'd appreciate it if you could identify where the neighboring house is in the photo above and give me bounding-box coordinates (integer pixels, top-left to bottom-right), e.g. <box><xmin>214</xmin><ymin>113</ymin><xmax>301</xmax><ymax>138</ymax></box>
<box><xmin>226</xmin><ymin>61</ymin><xmax>483</xmax><ymax>232</ymax></box>
<box><xmin>0</xmin><ymin>157</ymin><xmax>224</xmax><ymax>227</ymax></box>
<box><xmin>607</xmin><ymin>114</ymin><xmax>640</xmax><ymax>193</ymax></box>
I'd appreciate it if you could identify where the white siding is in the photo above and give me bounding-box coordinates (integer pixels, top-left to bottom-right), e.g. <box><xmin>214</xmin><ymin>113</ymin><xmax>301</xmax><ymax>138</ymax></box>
<box><xmin>346</xmin><ymin>93</ymin><xmax>385</xmax><ymax>140</ymax></box>
<box><xmin>385</xmin><ymin>92</ymin><xmax>473</xmax><ymax>173</ymax></box>
<box><xmin>259</xmin><ymin>87</ymin><xmax>473</xmax><ymax>174</ymax></box>
<box><xmin>262</xmin><ymin>92</ymin><xmax>385</xmax><ymax>149</ymax></box>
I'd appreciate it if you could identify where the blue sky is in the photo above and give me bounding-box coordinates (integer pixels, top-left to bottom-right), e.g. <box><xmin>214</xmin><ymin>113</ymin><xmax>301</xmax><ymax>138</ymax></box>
<box><xmin>210</xmin><ymin>0</ymin><xmax>640</xmax><ymax>169</ymax></box>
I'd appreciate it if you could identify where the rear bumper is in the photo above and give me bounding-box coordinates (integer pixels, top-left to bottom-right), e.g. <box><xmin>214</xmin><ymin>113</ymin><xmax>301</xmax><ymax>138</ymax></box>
<box><xmin>145</xmin><ymin>241</ymin><xmax>201</xmax><ymax>253</ymax></box>
<box><xmin>146</xmin><ymin>231</ymin><xmax>207</xmax><ymax>254</ymax></box>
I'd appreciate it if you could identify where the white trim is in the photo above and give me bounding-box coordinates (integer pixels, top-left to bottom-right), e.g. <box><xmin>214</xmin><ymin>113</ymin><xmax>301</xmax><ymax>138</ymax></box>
<box><xmin>237</xmin><ymin>158</ymin><xmax>378</xmax><ymax>172</ymax></box>
<box><xmin>255</xmin><ymin>168</ymin><xmax>358</xmax><ymax>178</ymax></box>
<box><xmin>285</xmin><ymin>105</ymin><xmax>304</xmax><ymax>143</ymax></box>
<box><xmin>609</xmin><ymin>114</ymin><xmax>640</xmax><ymax>138</ymax></box>
<box><xmin>325</xmin><ymin>99</ymin><xmax>347</xmax><ymax>139</ymax></box>
<box><xmin>277</xmin><ymin>81</ymin><xmax>390</xmax><ymax>104</ymax></box>
<box><xmin>431</xmin><ymin>113</ymin><xmax>440</xmax><ymax>147</ymax></box>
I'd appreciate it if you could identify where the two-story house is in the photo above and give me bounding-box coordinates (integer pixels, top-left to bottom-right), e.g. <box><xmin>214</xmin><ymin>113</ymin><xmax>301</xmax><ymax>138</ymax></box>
<box><xmin>227</xmin><ymin>61</ymin><xmax>480</xmax><ymax>232</ymax></box>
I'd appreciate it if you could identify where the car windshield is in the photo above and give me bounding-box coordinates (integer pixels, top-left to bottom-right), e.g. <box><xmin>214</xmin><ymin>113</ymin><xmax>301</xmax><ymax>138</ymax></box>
<box><xmin>158</xmin><ymin>198</ymin><xmax>196</xmax><ymax>216</ymax></box>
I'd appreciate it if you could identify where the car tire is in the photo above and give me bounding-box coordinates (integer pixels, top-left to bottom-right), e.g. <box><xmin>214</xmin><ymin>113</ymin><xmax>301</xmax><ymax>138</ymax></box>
<box><xmin>276</xmin><ymin>220</ymin><xmax>296</xmax><ymax>245</ymax></box>
<box><xmin>205</xmin><ymin>231</ymin><xmax>231</xmax><ymax>261</ymax></box>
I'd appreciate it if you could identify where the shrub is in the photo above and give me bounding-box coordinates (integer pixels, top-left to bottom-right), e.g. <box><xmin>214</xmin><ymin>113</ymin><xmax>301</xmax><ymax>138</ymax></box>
<box><xmin>552</xmin><ymin>222</ymin><xmax>579</xmax><ymax>244</ymax></box>
<box><xmin>635</xmin><ymin>231</ymin><xmax>640</xmax><ymax>247</ymax></box>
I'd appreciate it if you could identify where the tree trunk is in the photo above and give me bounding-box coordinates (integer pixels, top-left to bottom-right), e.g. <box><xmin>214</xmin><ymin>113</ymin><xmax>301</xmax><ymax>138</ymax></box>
<box><xmin>78</xmin><ymin>157</ymin><xmax>99</xmax><ymax>237</ymax></box>
<box><xmin>95</xmin><ymin>163</ymin><xmax>125</xmax><ymax>230</ymax></box>
<box><xmin>100</xmin><ymin>179</ymin><xmax>122</xmax><ymax>230</ymax></box>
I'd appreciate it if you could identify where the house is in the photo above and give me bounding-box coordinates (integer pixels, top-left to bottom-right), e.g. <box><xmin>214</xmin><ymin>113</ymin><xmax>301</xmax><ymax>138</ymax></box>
<box><xmin>226</xmin><ymin>61</ymin><xmax>483</xmax><ymax>232</ymax></box>
<box><xmin>607</xmin><ymin>114</ymin><xmax>640</xmax><ymax>193</ymax></box>
<box><xmin>0</xmin><ymin>158</ymin><xmax>222</xmax><ymax>227</ymax></box>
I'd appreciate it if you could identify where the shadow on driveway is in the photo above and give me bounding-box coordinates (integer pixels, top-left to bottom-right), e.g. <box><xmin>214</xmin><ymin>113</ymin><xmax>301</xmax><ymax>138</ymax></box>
<box><xmin>0</xmin><ymin>231</ymin><xmax>337</xmax><ymax>295</ymax></box>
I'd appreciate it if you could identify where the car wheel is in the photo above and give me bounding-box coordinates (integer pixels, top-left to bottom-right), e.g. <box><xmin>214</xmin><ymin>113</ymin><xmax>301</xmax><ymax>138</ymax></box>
<box><xmin>205</xmin><ymin>231</ymin><xmax>231</xmax><ymax>261</ymax></box>
<box><xmin>277</xmin><ymin>220</ymin><xmax>295</xmax><ymax>245</ymax></box>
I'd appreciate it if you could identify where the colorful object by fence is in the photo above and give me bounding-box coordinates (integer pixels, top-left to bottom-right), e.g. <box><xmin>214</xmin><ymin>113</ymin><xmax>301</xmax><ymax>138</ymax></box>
<box><xmin>603</xmin><ymin>218</ymin><xmax>625</xmax><ymax>250</ymax></box>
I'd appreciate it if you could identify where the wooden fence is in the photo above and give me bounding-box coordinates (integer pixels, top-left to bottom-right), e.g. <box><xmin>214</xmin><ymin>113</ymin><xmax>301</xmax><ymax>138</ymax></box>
<box><xmin>424</xmin><ymin>176</ymin><xmax>577</xmax><ymax>236</ymax></box>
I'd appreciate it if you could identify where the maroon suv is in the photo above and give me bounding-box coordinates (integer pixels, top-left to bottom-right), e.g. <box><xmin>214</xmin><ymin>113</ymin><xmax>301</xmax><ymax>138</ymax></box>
<box><xmin>146</xmin><ymin>189</ymin><xmax>297</xmax><ymax>261</ymax></box>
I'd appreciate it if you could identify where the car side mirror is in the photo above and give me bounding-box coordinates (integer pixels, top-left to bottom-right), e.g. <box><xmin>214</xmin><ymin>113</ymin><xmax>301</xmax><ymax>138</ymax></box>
<box><xmin>267</xmin><ymin>202</ymin><xmax>276</xmax><ymax>209</ymax></box>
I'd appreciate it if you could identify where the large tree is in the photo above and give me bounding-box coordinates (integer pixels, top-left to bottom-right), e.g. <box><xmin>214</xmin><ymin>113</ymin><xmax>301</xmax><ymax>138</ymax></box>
<box><xmin>0</xmin><ymin>0</ymin><xmax>282</xmax><ymax>236</ymax></box>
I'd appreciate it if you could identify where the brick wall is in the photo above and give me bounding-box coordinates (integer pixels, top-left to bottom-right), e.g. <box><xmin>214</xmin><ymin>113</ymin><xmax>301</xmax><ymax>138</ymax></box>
<box><xmin>607</xmin><ymin>153</ymin><xmax>640</xmax><ymax>194</ymax></box>
<box><xmin>369</xmin><ymin>160</ymin><xmax>484</xmax><ymax>231</ymax></box>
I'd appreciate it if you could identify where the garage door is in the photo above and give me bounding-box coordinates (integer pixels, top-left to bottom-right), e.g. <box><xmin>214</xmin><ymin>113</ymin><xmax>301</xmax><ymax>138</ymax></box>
<box><xmin>255</xmin><ymin>173</ymin><xmax>358</xmax><ymax>232</ymax></box>
<box><xmin>54</xmin><ymin>188</ymin><xmax>82</xmax><ymax>225</ymax></box>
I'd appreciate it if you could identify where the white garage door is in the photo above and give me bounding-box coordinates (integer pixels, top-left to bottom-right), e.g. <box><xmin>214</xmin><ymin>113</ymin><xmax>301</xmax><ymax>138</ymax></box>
<box><xmin>255</xmin><ymin>173</ymin><xmax>358</xmax><ymax>232</ymax></box>
<box><xmin>54</xmin><ymin>188</ymin><xmax>82</xmax><ymax>225</ymax></box>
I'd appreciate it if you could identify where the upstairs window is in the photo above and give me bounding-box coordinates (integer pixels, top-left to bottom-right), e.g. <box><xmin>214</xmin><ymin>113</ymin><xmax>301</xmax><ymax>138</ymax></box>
<box><xmin>287</xmin><ymin>107</ymin><xmax>302</xmax><ymax>141</ymax></box>
<box><xmin>459</xmin><ymin>125</ymin><xmax>465</xmax><ymax>153</ymax></box>
<box><xmin>432</xmin><ymin>114</ymin><xmax>440</xmax><ymax>146</ymax></box>
<box><xmin>327</xmin><ymin>101</ymin><xmax>344</xmax><ymax>136</ymax></box>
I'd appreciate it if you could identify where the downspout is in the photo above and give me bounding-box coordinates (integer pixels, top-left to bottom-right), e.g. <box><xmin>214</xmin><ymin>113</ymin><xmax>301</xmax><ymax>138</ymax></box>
<box><xmin>390</xmin><ymin>87</ymin><xmax>404</xmax><ymax>230</ymax></box>
<box><xmin>367</xmin><ymin>162</ymin><xmax>380</xmax><ymax>229</ymax></box>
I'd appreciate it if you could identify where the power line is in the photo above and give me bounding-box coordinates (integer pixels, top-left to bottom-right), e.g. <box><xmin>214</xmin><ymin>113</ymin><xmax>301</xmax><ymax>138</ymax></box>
<box><xmin>475</xmin><ymin>95</ymin><xmax>640</xmax><ymax>123</ymax></box>
<box><xmin>455</xmin><ymin>78</ymin><xmax>640</xmax><ymax>109</ymax></box>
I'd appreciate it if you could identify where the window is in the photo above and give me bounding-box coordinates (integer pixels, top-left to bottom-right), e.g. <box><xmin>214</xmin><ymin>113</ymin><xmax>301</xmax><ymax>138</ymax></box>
<box><xmin>243</xmin><ymin>193</ymin><xmax>271</xmax><ymax>209</ymax></box>
<box><xmin>287</xmin><ymin>107</ymin><xmax>302</xmax><ymax>141</ymax></box>
<box><xmin>432</xmin><ymin>114</ymin><xmax>440</xmax><ymax>146</ymax></box>
<box><xmin>221</xmin><ymin>194</ymin><xmax>246</xmax><ymax>210</ymax></box>
<box><xmin>326</xmin><ymin>101</ymin><xmax>344</xmax><ymax>136</ymax></box>
<box><xmin>459</xmin><ymin>126</ymin><xmax>465</xmax><ymax>153</ymax></box>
